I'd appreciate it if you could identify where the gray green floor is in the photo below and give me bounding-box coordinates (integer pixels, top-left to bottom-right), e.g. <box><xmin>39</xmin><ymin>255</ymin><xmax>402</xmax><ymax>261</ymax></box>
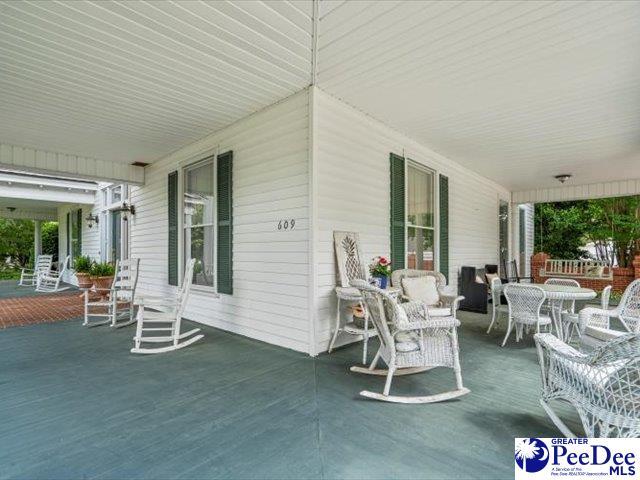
<box><xmin>0</xmin><ymin>310</ymin><xmax>581</xmax><ymax>480</ymax></box>
<box><xmin>0</xmin><ymin>279</ymin><xmax>77</xmax><ymax>299</ymax></box>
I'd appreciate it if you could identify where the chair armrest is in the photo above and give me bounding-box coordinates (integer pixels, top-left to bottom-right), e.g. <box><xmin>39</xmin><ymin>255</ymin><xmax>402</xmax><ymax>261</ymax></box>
<box><xmin>440</xmin><ymin>294</ymin><xmax>465</xmax><ymax>312</ymax></box>
<box><xmin>534</xmin><ymin>333</ymin><xmax>588</xmax><ymax>363</ymax></box>
<box><xmin>578</xmin><ymin>307</ymin><xmax>619</xmax><ymax>333</ymax></box>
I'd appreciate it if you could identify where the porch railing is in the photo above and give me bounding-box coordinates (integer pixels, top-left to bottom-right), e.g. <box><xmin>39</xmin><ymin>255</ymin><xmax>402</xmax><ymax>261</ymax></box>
<box><xmin>542</xmin><ymin>259</ymin><xmax>613</xmax><ymax>280</ymax></box>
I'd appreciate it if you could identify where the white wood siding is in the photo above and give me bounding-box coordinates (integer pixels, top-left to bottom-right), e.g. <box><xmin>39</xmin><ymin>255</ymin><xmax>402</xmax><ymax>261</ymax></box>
<box><xmin>312</xmin><ymin>88</ymin><xmax>511</xmax><ymax>354</ymax></box>
<box><xmin>129</xmin><ymin>90</ymin><xmax>310</xmax><ymax>353</ymax></box>
<box><xmin>0</xmin><ymin>143</ymin><xmax>144</xmax><ymax>184</ymax></box>
<box><xmin>512</xmin><ymin>179</ymin><xmax>640</xmax><ymax>204</ymax></box>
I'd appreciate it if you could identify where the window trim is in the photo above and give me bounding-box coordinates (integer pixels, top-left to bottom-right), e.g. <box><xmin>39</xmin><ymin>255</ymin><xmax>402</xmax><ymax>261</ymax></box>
<box><xmin>99</xmin><ymin>184</ymin><xmax>130</xmax><ymax>262</ymax></box>
<box><xmin>404</xmin><ymin>159</ymin><xmax>439</xmax><ymax>272</ymax></box>
<box><xmin>178</xmin><ymin>152</ymin><xmax>219</xmax><ymax>295</ymax></box>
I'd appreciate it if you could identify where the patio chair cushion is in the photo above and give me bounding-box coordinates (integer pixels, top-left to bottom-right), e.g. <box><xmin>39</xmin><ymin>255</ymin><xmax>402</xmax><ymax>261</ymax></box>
<box><xmin>485</xmin><ymin>273</ymin><xmax>499</xmax><ymax>285</ymax></box>
<box><xmin>401</xmin><ymin>276</ymin><xmax>439</xmax><ymax>306</ymax></box>
<box><xmin>395</xmin><ymin>331</ymin><xmax>421</xmax><ymax>353</ymax></box>
<box><xmin>585</xmin><ymin>326</ymin><xmax>628</xmax><ymax>343</ymax></box>
<box><xmin>427</xmin><ymin>307</ymin><xmax>452</xmax><ymax>317</ymax></box>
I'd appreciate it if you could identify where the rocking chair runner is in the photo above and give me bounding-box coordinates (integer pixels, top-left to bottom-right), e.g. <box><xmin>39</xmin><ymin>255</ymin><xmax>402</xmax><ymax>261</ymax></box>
<box><xmin>19</xmin><ymin>254</ymin><xmax>53</xmax><ymax>287</ymax></box>
<box><xmin>84</xmin><ymin>258</ymin><xmax>140</xmax><ymax>328</ymax></box>
<box><xmin>35</xmin><ymin>256</ymin><xmax>70</xmax><ymax>293</ymax></box>
<box><xmin>349</xmin><ymin>280</ymin><xmax>469</xmax><ymax>403</ymax></box>
<box><xmin>535</xmin><ymin>332</ymin><xmax>640</xmax><ymax>438</ymax></box>
<box><xmin>131</xmin><ymin>258</ymin><xmax>203</xmax><ymax>354</ymax></box>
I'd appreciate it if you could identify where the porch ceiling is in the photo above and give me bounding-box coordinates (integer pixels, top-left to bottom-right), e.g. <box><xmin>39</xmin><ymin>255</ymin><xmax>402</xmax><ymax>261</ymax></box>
<box><xmin>1</xmin><ymin>1</ymin><xmax>639</xmax><ymax>191</ymax></box>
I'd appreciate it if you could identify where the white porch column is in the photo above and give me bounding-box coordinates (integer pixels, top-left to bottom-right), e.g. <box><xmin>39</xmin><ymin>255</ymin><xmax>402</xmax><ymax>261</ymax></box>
<box><xmin>34</xmin><ymin>220</ymin><xmax>42</xmax><ymax>257</ymax></box>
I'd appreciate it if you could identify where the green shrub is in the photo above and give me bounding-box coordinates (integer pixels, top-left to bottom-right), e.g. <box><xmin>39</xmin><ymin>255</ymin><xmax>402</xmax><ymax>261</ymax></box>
<box><xmin>90</xmin><ymin>262</ymin><xmax>115</xmax><ymax>277</ymax></box>
<box><xmin>74</xmin><ymin>255</ymin><xmax>94</xmax><ymax>274</ymax></box>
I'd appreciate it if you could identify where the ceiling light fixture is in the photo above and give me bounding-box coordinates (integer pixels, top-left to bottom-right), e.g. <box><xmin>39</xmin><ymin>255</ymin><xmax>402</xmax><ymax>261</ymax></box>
<box><xmin>554</xmin><ymin>174</ymin><xmax>572</xmax><ymax>184</ymax></box>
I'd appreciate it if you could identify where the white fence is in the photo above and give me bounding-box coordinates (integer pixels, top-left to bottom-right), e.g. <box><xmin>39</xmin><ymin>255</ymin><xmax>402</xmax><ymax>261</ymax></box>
<box><xmin>542</xmin><ymin>259</ymin><xmax>613</xmax><ymax>280</ymax></box>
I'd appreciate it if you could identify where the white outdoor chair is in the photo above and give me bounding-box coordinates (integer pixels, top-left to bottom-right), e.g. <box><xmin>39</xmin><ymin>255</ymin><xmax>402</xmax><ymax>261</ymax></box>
<box><xmin>578</xmin><ymin>280</ymin><xmax>640</xmax><ymax>349</ymax></box>
<box><xmin>84</xmin><ymin>258</ymin><xmax>140</xmax><ymax>328</ymax></box>
<box><xmin>349</xmin><ymin>280</ymin><xmax>469</xmax><ymax>403</ymax></box>
<box><xmin>544</xmin><ymin>277</ymin><xmax>580</xmax><ymax>312</ymax></box>
<box><xmin>391</xmin><ymin>269</ymin><xmax>464</xmax><ymax>318</ymax></box>
<box><xmin>328</xmin><ymin>231</ymin><xmax>400</xmax><ymax>364</ymax></box>
<box><xmin>35</xmin><ymin>255</ymin><xmax>70</xmax><ymax>293</ymax></box>
<box><xmin>19</xmin><ymin>254</ymin><xmax>53</xmax><ymax>286</ymax></box>
<box><xmin>502</xmin><ymin>283</ymin><xmax>552</xmax><ymax>347</ymax></box>
<box><xmin>131</xmin><ymin>258</ymin><xmax>203</xmax><ymax>354</ymax></box>
<box><xmin>486</xmin><ymin>277</ymin><xmax>509</xmax><ymax>334</ymax></box>
<box><xmin>535</xmin><ymin>332</ymin><xmax>640</xmax><ymax>438</ymax></box>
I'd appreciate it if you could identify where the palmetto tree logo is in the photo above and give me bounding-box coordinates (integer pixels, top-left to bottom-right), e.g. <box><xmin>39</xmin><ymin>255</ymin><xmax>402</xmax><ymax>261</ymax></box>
<box><xmin>515</xmin><ymin>438</ymin><xmax>549</xmax><ymax>473</ymax></box>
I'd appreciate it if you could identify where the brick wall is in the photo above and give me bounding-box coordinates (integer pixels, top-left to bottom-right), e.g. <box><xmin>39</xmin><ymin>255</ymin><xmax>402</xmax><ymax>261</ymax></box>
<box><xmin>531</xmin><ymin>252</ymin><xmax>640</xmax><ymax>294</ymax></box>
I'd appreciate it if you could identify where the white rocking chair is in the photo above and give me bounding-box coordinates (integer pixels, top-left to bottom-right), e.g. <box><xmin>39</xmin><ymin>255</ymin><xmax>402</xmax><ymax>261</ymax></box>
<box><xmin>131</xmin><ymin>258</ymin><xmax>203</xmax><ymax>354</ymax></box>
<box><xmin>349</xmin><ymin>280</ymin><xmax>469</xmax><ymax>403</ymax></box>
<box><xmin>19</xmin><ymin>254</ymin><xmax>53</xmax><ymax>286</ymax></box>
<box><xmin>84</xmin><ymin>258</ymin><xmax>140</xmax><ymax>328</ymax></box>
<box><xmin>535</xmin><ymin>332</ymin><xmax>640</xmax><ymax>437</ymax></box>
<box><xmin>35</xmin><ymin>256</ymin><xmax>70</xmax><ymax>293</ymax></box>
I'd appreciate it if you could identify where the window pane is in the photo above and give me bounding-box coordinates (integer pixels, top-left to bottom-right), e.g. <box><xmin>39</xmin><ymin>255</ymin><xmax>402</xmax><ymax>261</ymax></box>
<box><xmin>111</xmin><ymin>185</ymin><xmax>122</xmax><ymax>204</ymax></box>
<box><xmin>184</xmin><ymin>161</ymin><xmax>215</xmax><ymax>227</ymax></box>
<box><xmin>407</xmin><ymin>165</ymin><xmax>434</xmax><ymax>228</ymax></box>
<box><xmin>184</xmin><ymin>225</ymin><xmax>215</xmax><ymax>287</ymax></box>
<box><xmin>407</xmin><ymin>227</ymin><xmax>434</xmax><ymax>271</ymax></box>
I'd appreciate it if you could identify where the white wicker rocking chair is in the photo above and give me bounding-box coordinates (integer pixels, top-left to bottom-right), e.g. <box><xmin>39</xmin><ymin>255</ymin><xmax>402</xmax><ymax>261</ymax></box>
<box><xmin>84</xmin><ymin>258</ymin><xmax>140</xmax><ymax>328</ymax></box>
<box><xmin>19</xmin><ymin>254</ymin><xmax>53</xmax><ymax>287</ymax></box>
<box><xmin>390</xmin><ymin>268</ymin><xmax>464</xmax><ymax>318</ymax></box>
<box><xmin>131</xmin><ymin>259</ymin><xmax>203</xmax><ymax>354</ymax></box>
<box><xmin>349</xmin><ymin>280</ymin><xmax>469</xmax><ymax>403</ymax></box>
<box><xmin>35</xmin><ymin>255</ymin><xmax>70</xmax><ymax>293</ymax></box>
<box><xmin>535</xmin><ymin>332</ymin><xmax>640</xmax><ymax>438</ymax></box>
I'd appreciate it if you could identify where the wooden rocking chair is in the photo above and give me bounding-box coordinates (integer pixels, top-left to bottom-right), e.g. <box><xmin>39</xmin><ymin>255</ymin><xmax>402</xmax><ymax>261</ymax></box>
<box><xmin>131</xmin><ymin>259</ymin><xmax>203</xmax><ymax>354</ymax></box>
<box><xmin>35</xmin><ymin>256</ymin><xmax>70</xmax><ymax>293</ymax></box>
<box><xmin>84</xmin><ymin>258</ymin><xmax>140</xmax><ymax>328</ymax></box>
<box><xmin>349</xmin><ymin>280</ymin><xmax>470</xmax><ymax>403</ymax></box>
<box><xmin>19</xmin><ymin>254</ymin><xmax>53</xmax><ymax>286</ymax></box>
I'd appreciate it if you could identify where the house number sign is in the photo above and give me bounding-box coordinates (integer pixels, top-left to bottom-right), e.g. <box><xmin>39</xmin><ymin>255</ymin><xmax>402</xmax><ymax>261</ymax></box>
<box><xmin>278</xmin><ymin>219</ymin><xmax>295</xmax><ymax>230</ymax></box>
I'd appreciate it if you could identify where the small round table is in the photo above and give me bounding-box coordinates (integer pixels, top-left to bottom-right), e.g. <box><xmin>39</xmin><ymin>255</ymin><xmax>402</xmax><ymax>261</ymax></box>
<box><xmin>535</xmin><ymin>284</ymin><xmax>597</xmax><ymax>341</ymax></box>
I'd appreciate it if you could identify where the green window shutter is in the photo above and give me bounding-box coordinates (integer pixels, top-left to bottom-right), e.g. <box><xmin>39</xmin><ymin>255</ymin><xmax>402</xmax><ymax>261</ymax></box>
<box><xmin>66</xmin><ymin>212</ymin><xmax>71</xmax><ymax>257</ymax></box>
<box><xmin>217</xmin><ymin>151</ymin><xmax>233</xmax><ymax>295</ymax></box>
<box><xmin>167</xmin><ymin>171</ymin><xmax>179</xmax><ymax>286</ymax></box>
<box><xmin>439</xmin><ymin>174</ymin><xmax>449</xmax><ymax>282</ymax></box>
<box><xmin>390</xmin><ymin>153</ymin><xmax>405</xmax><ymax>270</ymax></box>
<box><xmin>77</xmin><ymin>209</ymin><xmax>82</xmax><ymax>254</ymax></box>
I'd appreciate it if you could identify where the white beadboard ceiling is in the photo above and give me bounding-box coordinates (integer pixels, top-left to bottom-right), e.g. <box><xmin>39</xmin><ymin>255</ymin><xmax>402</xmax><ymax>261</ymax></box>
<box><xmin>1</xmin><ymin>0</ymin><xmax>639</xmax><ymax>191</ymax></box>
<box><xmin>317</xmin><ymin>0</ymin><xmax>640</xmax><ymax>191</ymax></box>
<box><xmin>0</xmin><ymin>0</ymin><xmax>313</xmax><ymax>165</ymax></box>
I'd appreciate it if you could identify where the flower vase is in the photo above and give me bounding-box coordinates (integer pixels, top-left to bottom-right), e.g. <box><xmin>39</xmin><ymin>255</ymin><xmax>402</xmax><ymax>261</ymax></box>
<box><xmin>374</xmin><ymin>275</ymin><xmax>388</xmax><ymax>289</ymax></box>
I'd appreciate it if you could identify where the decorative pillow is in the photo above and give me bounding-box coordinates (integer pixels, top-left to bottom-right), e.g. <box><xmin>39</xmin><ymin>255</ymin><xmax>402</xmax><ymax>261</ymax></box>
<box><xmin>485</xmin><ymin>273</ymin><xmax>499</xmax><ymax>285</ymax></box>
<box><xmin>475</xmin><ymin>275</ymin><xmax>485</xmax><ymax>284</ymax></box>
<box><xmin>402</xmin><ymin>276</ymin><xmax>439</xmax><ymax>306</ymax></box>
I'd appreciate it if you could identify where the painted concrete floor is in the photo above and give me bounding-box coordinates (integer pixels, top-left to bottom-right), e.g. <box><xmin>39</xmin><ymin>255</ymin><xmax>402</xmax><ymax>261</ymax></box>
<box><xmin>0</xmin><ymin>311</ymin><xmax>581</xmax><ymax>479</ymax></box>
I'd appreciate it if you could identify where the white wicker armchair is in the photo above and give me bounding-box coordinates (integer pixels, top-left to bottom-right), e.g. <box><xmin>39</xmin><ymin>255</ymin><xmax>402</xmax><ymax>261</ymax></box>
<box><xmin>390</xmin><ymin>269</ymin><xmax>464</xmax><ymax>318</ymax></box>
<box><xmin>486</xmin><ymin>277</ymin><xmax>508</xmax><ymax>334</ymax></box>
<box><xmin>578</xmin><ymin>280</ymin><xmax>640</xmax><ymax>348</ymax></box>
<box><xmin>535</xmin><ymin>332</ymin><xmax>640</xmax><ymax>438</ymax></box>
<box><xmin>349</xmin><ymin>279</ymin><xmax>469</xmax><ymax>403</ymax></box>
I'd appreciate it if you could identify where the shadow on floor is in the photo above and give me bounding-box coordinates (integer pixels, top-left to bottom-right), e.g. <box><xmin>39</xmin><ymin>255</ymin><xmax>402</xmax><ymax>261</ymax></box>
<box><xmin>0</xmin><ymin>310</ymin><xmax>582</xmax><ymax>479</ymax></box>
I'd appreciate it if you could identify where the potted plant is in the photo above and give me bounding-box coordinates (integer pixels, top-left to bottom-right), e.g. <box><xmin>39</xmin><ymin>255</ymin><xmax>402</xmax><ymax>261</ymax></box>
<box><xmin>369</xmin><ymin>256</ymin><xmax>391</xmax><ymax>289</ymax></box>
<box><xmin>90</xmin><ymin>261</ymin><xmax>116</xmax><ymax>296</ymax></box>
<box><xmin>74</xmin><ymin>255</ymin><xmax>94</xmax><ymax>289</ymax></box>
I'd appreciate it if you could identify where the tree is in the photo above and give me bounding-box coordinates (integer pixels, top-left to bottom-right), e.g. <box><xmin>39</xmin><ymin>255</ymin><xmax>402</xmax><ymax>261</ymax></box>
<box><xmin>41</xmin><ymin>221</ymin><xmax>59</xmax><ymax>262</ymax></box>
<box><xmin>534</xmin><ymin>195</ymin><xmax>640</xmax><ymax>267</ymax></box>
<box><xmin>0</xmin><ymin>219</ymin><xmax>34</xmax><ymax>267</ymax></box>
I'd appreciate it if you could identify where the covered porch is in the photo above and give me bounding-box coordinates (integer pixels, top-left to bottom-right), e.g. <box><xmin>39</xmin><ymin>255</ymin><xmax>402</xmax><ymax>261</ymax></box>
<box><xmin>0</xmin><ymin>308</ymin><xmax>579</xmax><ymax>479</ymax></box>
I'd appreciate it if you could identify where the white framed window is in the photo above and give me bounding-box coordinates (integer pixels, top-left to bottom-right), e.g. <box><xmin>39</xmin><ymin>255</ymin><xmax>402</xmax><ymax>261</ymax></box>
<box><xmin>182</xmin><ymin>156</ymin><xmax>217</xmax><ymax>290</ymax></box>
<box><xmin>406</xmin><ymin>162</ymin><xmax>436</xmax><ymax>270</ymax></box>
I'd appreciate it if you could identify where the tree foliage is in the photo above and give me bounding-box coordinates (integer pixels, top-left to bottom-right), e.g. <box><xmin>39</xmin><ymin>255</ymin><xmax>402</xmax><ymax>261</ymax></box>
<box><xmin>534</xmin><ymin>195</ymin><xmax>640</xmax><ymax>267</ymax></box>
<box><xmin>0</xmin><ymin>219</ymin><xmax>34</xmax><ymax>268</ymax></box>
<box><xmin>41</xmin><ymin>221</ymin><xmax>59</xmax><ymax>262</ymax></box>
